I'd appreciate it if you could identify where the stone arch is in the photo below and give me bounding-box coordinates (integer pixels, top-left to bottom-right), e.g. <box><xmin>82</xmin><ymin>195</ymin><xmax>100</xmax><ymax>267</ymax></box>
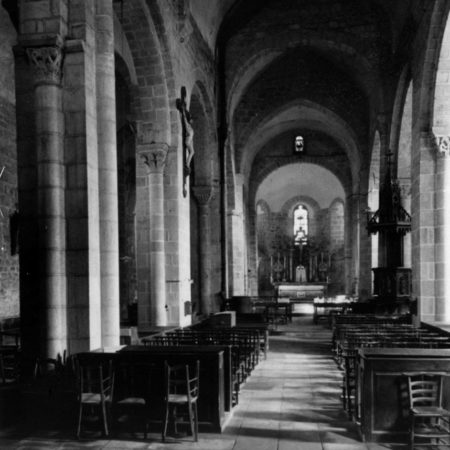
<box><xmin>117</xmin><ymin>0</ymin><xmax>175</xmax><ymax>144</ymax></box>
<box><xmin>390</xmin><ymin>66</ymin><xmax>411</xmax><ymax>165</ymax></box>
<box><xmin>113</xmin><ymin>12</ymin><xmax>137</xmax><ymax>86</ymax></box>
<box><xmin>249</xmin><ymin>154</ymin><xmax>352</xmax><ymax>214</ymax></box>
<box><xmin>115</xmin><ymin>0</ymin><xmax>181</xmax><ymax>328</ymax></box>
<box><xmin>239</xmin><ymin>100</ymin><xmax>361</xmax><ymax>186</ymax></box>
<box><xmin>396</xmin><ymin>79</ymin><xmax>413</xmax><ymax>269</ymax></box>
<box><xmin>281</xmin><ymin>195</ymin><xmax>321</xmax><ymax>217</ymax></box>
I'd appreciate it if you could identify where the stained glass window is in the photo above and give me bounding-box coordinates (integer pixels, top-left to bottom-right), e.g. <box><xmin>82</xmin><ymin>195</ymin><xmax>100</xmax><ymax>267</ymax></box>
<box><xmin>293</xmin><ymin>205</ymin><xmax>308</xmax><ymax>246</ymax></box>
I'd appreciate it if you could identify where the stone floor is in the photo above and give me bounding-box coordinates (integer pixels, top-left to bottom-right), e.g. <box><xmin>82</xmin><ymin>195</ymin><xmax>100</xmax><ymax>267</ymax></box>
<box><xmin>0</xmin><ymin>316</ymin><xmax>408</xmax><ymax>449</ymax></box>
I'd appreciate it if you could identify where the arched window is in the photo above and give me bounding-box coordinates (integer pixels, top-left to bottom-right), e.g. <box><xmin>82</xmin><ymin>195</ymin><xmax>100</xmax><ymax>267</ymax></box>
<box><xmin>294</xmin><ymin>135</ymin><xmax>304</xmax><ymax>153</ymax></box>
<box><xmin>293</xmin><ymin>205</ymin><xmax>308</xmax><ymax>246</ymax></box>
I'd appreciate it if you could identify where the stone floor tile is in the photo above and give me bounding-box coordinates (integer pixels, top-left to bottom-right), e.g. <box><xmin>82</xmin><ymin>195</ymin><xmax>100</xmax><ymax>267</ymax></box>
<box><xmin>232</xmin><ymin>436</ymin><xmax>279</xmax><ymax>450</ymax></box>
<box><xmin>366</xmin><ymin>443</ymin><xmax>408</xmax><ymax>450</ymax></box>
<box><xmin>322</xmin><ymin>445</ymin><xmax>370</xmax><ymax>450</ymax></box>
<box><xmin>278</xmin><ymin>441</ymin><xmax>323</xmax><ymax>450</ymax></box>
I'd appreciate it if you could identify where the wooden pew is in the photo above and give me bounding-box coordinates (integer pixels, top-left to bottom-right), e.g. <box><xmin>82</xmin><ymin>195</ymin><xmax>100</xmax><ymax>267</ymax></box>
<box><xmin>358</xmin><ymin>347</ymin><xmax>450</xmax><ymax>442</ymax></box>
<box><xmin>87</xmin><ymin>345</ymin><xmax>230</xmax><ymax>433</ymax></box>
<box><xmin>119</xmin><ymin>345</ymin><xmax>229</xmax><ymax>432</ymax></box>
<box><xmin>144</xmin><ymin>328</ymin><xmax>261</xmax><ymax>406</ymax></box>
<box><xmin>235</xmin><ymin>313</ymin><xmax>270</xmax><ymax>358</ymax></box>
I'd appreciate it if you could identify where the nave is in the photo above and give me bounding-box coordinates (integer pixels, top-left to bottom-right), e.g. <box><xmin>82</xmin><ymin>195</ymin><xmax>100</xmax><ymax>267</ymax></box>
<box><xmin>0</xmin><ymin>317</ymin><xmax>398</xmax><ymax>450</ymax></box>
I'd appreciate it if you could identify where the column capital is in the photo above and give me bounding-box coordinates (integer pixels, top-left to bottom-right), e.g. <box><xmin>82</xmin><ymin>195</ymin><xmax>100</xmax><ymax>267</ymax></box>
<box><xmin>432</xmin><ymin>133</ymin><xmax>450</xmax><ymax>158</ymax></box>
<box><xmin>139</xmin><ymin>143</ymin><xmax>169</xmax><ymax>174</ymax></box>
<box><xmin>192</xmin><ymin>185</ymin><xmax>215</xmax><ymax>206</ymax></box>
<box><xmin>26</xmin><ymin>45</ymin><xmax>64</xmax><ymax>85</ymax></box>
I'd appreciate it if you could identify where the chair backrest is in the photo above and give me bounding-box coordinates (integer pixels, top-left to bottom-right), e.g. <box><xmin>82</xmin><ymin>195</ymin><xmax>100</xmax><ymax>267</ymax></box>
<box><xmin>406</xmin><ymin>372</ymin><xmax>446</xmax><ymax>408</ymax></box>
<box><xmin>75</xmin><ymin>353</ymin><xmax>114</xmax><ymax>401</ymax></box>
<box><xmin>164</xmin><ymin>360</ymin><xmax>200</xmax><ymax>402</ymax></box>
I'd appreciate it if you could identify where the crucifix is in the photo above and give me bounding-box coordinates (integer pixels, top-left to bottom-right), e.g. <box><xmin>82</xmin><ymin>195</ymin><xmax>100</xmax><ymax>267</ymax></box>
<box><xmin>176</xmin><ymin>86</ymin><xmax>194</xmax><ymax>197</ymax></box>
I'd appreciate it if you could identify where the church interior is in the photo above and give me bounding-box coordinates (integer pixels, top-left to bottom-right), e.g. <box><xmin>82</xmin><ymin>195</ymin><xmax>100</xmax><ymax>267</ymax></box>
<box><xmin>2</xmin><ymin>0</ymin><xmax>450</xmax><ymax>448</ymax></box>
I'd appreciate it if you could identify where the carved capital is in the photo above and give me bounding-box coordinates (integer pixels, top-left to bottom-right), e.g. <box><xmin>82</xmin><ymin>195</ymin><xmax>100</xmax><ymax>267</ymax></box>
<box><xmin>192</xmin><ymin>185</ymin><xmax>214</xmax><ymax>206</ymax></box>
<box><xmin>26</xmin><ymin>46</ymin><xmax>63</xmax><ymax>85</ymax></box>
<box><xmin>139</xmin><ymin>143</ymin><xmax>169</xmax><ymax>174</ymax></box>
<box><xmin>433</xmin><ymin>134</ymin><xmax>450</xmax><ymax>157</ymax></box>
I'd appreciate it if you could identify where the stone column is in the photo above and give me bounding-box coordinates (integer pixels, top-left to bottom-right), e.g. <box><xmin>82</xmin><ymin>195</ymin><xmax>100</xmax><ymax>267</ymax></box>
<box><xmin>230</xmin><ymin>175</ymin><xmax>246</xmax><ymax>296</ymax></box>
<box><xmin>96</xmin><ymin>0</ymin><xmax>120</xmax><ymax>346</ymax></box>
<box><xmin>433</xmin><ymin>135</ymin><xmax>450</xmax><ymax>322</ymax></box>
<box><xmin>139</xmin><ymin>141</ymin><xmax>169</xmax><ymax>326</ymax></box>
<box><xmin>26</xmin><ymin>43</ymin><xmax>67</xmax><ymax>358</ymax></box>
<box><xmin>356</xmin><ymin>189</ymin><xmax>372</xmax><ymax>299</ymax></box>
<box><xmin>411</xmin><ymin>132</ymin><xmax>436</xmax><ymax>322</ymax></box>
<box><xmin>192</xmin><ymin>185</ymin><xmax>214</xmax><ymax>315</ymax></box>
<box><xmin>344</xmin><ymin>194</ymin><xmax>355</xmax><ymax>294</ymax></box>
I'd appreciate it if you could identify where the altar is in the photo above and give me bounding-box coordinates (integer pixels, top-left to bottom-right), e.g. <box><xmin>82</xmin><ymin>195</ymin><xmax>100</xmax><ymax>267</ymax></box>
<box><xmin>276</xmin><ymin>282</ymin><xmax>327</xmax><ymax>314</ymax></box>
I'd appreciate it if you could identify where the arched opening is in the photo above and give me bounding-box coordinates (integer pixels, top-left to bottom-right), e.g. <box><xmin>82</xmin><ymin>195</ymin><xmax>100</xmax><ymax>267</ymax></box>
<box><xmin>115</xmin><ymin>56</ymin><xmax>137</xmax><ymax>326</ymax></box>
<box><xmin>368</xmin><ymin>130</ymin><xmax>381</xmax><ymax>294</ymax></box>
<box><xmin>293</xmin><ymin>204</ymin><xmax>308</xmax><ymax>246</ymax></box>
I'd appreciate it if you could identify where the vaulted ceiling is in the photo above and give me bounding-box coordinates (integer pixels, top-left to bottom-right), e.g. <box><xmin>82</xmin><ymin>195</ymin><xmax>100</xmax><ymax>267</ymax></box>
<box><xmin>190</xmin><ymin>0</ymin><xmax>426</xmax><ymax>209</ymax></box>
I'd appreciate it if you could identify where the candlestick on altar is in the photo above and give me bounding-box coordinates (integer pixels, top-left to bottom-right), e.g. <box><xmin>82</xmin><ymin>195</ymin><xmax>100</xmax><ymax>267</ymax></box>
<box><xmin>289</xmin><ymin>253</ymin><xmax>293</xmax><ymax>281</ymax></box>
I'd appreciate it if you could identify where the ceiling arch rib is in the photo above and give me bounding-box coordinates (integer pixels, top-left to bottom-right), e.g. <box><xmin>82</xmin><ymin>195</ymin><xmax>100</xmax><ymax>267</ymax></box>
<box><xmin>232</xmin><ymin>48</ymin><xmax>369</xmax><ymax>177</ymax></box>
<box><xmin>227</xmin><ymin>40</ymin><xmax>381</xmax><ymax>124</ymax></box>
<box><xmin>239</xmin><ymin>100</ymin><xmax>362</xmax><ymax>187</ymax></box>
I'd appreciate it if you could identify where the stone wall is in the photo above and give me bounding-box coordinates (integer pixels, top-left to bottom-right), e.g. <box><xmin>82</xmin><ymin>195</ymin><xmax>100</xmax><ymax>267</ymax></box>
<box><xmin>0</xmin><ymin>6</ymin><xmax>19</xmax><ymax>318</ymax></box>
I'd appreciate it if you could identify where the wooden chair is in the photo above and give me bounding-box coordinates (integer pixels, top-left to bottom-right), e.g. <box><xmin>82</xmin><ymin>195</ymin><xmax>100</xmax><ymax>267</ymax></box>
<box><xmin>162</xmin><ymin>360</ymin><xmax>200</xmax><ymax>442</ymax></box>
<box><xmin>404</xmin><ymin>372</ymin><xmax>450</xmax><ymax>449</ymax></box>
<box><xmin>75</xmin><ymin>353</ymin><xmax>114</xmax><ymax>438</ymax></box>
<box><xmin>112</xmin><ymin>353</ymin><xmax>156</xmax><ymax>439</ymax></box>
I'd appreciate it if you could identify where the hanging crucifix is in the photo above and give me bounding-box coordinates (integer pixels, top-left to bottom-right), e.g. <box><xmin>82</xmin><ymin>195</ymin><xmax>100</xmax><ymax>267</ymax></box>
<box><xmin>176</xmin><ymin>86</ymin><xmax>194</xmax><ymax>197</ymax></box>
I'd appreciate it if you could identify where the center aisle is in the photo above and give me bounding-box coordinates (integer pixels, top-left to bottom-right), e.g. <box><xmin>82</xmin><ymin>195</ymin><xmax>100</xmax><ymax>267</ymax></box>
<box><xmin>221</xmin><ymin>316</ymin><xmax>391</xmax><ymax>450</ymax></box>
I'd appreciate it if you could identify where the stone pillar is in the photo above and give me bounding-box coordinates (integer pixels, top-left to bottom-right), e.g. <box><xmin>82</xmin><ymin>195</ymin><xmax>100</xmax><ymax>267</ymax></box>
<box><xmin>433</xmin><ymin>135</ymin><xmax>450</xmax><ymax>322</ymax></box>
<box><xmin>356</xmin><ymin>189</ymin><xmax>372</xmax><ymax>299</ymax></box>
<box><xmin>26</xmin><ymin>43</ymin><xmax>67</xmax><ymax>358</ymax></box>
<box><xmin>192</xmin><ymin>185</ymin><xmax>214</xmax><ymax>315</ymax></box>
<box><xmin>139</xmin><ymin>141</ymin><xmax>169</xmax><ymax>327</ymax></box>
<box><xmin>96</xmin><ymin>0</ymin><xmax>120</xmax><ymax>346</ymax></box>
<box><xmin>344</xmin><ymin>194</ymin><xmax>355</xmax><ymax>294</ymax></box>
<box><xmin>230</xmin><ymin>175</ymin><xmax>246</xmax><ymax>296</ymax></box>
<box><xmin>411</xmin><ymin>132</ymin><xmax>436</xmax><ymax>322</ymax></box>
